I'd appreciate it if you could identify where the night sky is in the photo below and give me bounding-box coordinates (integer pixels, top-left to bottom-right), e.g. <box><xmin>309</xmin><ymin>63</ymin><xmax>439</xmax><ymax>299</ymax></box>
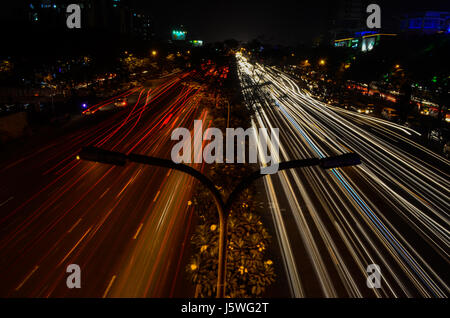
<box><xmin>137</xmin><ymin>0</ymin><xmax>450</xmax><ymax>45</ymax></box>
<box><xmin>1</xmin><ymin>0</ymin><xmax>449</xmax><ymax>45</ymax></box>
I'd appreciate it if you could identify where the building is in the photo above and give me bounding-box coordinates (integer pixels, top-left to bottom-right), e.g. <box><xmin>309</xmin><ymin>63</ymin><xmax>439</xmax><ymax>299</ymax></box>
<box><xmin>23</xmin><ymin>0</ymin><xmax>153</xmax><ymax>40</ymax></box>
<box><xmin>334</xmin><ymin>31</ymin><xmax>397</xmax><ymax>52</ymax></box>
<box><xmin>400</xmin><ymin>11</ymin><xmax>450</xmax><ymax>35</ymax></box>
<box><xmin>87</xmin><ymin>0</ymin><xmax>132</xmax><ymax>35</ymax></box>
<box><xmin>27</xmin><ymin>0</ymin><xmax>78</xmax><ymax>26</ymax></box>
<box><xmin>330</xmin><ymin>0</ymin><xmax>366</xmax><ymax>41</ymax></box>
<box><xmin>26</xmin><ymin>0</ymin><xmax>98</xmax><ymax>26</ymax></box>
<box><xmin>131</xmin><ymin>12</ymin><xmax>152</xmax><ymax>41</ymax></box>
<box><xmin>328</xmin><ymin>0</ymin><xmax>396</xmax><ymax>51</ymax></box>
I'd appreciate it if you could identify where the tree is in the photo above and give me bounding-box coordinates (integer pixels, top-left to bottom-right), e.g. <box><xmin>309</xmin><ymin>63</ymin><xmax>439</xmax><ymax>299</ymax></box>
<box><xmin>187</xmin><ymin>190</ymin><xmax>276</xmax><ymax>298</ymax></box>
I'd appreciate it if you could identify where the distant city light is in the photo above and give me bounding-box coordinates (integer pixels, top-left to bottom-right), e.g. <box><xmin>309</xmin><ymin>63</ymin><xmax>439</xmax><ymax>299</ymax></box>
<box><xmin>190</xmin><ymin>40</ymin><xmax>203</xmax><ymax>47</ymax></box>
<box><xmin>172</xmin><ymin>30</ymin><xmax>187</xmax><ymax>41</ymax></box>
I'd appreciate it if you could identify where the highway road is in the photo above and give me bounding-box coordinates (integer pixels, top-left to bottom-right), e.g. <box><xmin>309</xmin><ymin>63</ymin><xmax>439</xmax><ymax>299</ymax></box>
<box><xmin>0</xmin><ymin>73</ymin><xmax>208</xmax><ymax>297</ymax></box>
<box><xmin>1</xmin><ymin>58</ymin><xmax>448</xmax><ymax>299</ymax></box>
<box><xmin>237</xmin><ymin>54</ymin><xmax>449</xmax><ymax>298</ymax></box>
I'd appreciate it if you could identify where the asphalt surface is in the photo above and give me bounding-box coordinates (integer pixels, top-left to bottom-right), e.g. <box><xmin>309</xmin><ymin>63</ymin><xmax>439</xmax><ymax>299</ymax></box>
<box><xmin>237</xmin><ymin>54</ymin><xmax>449</xmax><ymax>298</ymax></box>
<box><xmin>0</xmin><ymin>73</ymin><xmax>208</xmax><ymax>297</ymax></box>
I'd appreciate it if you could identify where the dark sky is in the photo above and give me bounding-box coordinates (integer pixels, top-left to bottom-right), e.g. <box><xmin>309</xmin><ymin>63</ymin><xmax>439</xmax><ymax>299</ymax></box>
<box><xmin>137</xmin><ymin>0</ymin><xmax>449</xmax><ymax>45</ymax></box>
<box><xmin>1</xmin><ymin>0</ymin><xmax>448</xmax><ymax>45</ymax></box>
<box><xmin>140</xmin><ymin>0</ymin><xmax>329</xmax><ymax>45</ymax></box>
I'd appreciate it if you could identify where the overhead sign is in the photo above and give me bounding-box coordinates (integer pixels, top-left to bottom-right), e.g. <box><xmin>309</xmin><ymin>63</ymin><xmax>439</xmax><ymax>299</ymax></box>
<box><xmin>172</xmin><ymin>30</ymin><xmax>187</xmax><ymax>41</ymax></box>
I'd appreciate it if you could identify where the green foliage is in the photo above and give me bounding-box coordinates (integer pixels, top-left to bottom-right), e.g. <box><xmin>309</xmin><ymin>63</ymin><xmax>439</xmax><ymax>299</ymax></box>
<box><xmin>120</xmin><ymin>55</ymin><xmax>150</xmax><ymax>73</ymax></box>
<box><xmin>187</xmin><ymin>194</ymin><xmax>276</xmax><ymax>298</ymax></box>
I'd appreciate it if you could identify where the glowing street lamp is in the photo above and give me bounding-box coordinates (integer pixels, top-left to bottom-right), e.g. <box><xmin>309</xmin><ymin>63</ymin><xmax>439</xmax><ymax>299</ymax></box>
<box><xmin>319</xmin><ymin>59</ymin><xmax>326</xmax><ymax>66</ymax></box>
<box><xmin>151</xmin><ymin>50</ymin><xmax>158</xmax><ymax>57</ymax></box>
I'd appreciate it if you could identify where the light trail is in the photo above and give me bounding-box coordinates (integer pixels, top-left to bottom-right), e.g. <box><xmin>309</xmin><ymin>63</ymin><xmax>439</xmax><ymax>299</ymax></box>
<box><xmin>237</xmin><ymin>54</ymin><xmax>449</xmax><ymax>298</ymax></box>
<box><xmin>0</xmin><ymin>73</ymin><xmax>208</xmax><ymax>297</ymax></box>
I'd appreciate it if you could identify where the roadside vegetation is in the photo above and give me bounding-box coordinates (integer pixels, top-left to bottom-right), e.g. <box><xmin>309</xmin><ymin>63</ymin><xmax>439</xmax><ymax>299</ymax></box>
<box><xmin>186</xmin><ymin>57</ymin><xmax>276</xmax><ymax>298</ymax></box>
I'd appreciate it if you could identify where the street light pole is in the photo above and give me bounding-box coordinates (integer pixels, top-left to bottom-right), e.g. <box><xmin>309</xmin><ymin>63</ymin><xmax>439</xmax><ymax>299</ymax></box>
<box><xmin>78</xmin><ymin>147</ymin><xmax>361</xmax><ymax>298</ymax></box>
<box><xmin>216</xmin><ymin>203</ymin><xmax>228</xmax><ymax>298</ymax></box>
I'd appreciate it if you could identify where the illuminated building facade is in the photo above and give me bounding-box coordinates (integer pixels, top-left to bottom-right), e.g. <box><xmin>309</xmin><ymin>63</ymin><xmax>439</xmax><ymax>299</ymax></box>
<box><xmin>400</xmin><ymin>11</ymin><xmax>450</xmax><ymax>35</ymax></box>
<box><xmin>334</xmin><ymin>31</ymin><xmax>397</xmax><ymax>52</ymax></box>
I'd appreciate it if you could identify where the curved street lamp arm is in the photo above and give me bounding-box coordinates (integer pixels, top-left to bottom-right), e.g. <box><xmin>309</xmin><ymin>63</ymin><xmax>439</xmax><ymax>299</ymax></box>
<box><xmin>78</xmin><ymin>146</ymin><xmax>225</xmax><ymax>208</ymax></box>
<box><xmin>78</xmin><ymin>147</ymin><xmax>360</xmax><ymax>299</ymax></box>
<box><xmin>225</xmin><ymin>154</ymin><xmax>361</xmax><ymax>211</ymax></box>
<box><xmin>224</xmin><ymin>158</ymin><xmax>320</xmax><ymax>211</ymax></box>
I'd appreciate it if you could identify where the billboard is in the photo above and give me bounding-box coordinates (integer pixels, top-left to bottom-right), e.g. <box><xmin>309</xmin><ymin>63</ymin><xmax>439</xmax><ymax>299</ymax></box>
<box><xmin>172</xmin><ymin>30</ymin><xmax>187</xmax><ymax>41</ymax></box>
